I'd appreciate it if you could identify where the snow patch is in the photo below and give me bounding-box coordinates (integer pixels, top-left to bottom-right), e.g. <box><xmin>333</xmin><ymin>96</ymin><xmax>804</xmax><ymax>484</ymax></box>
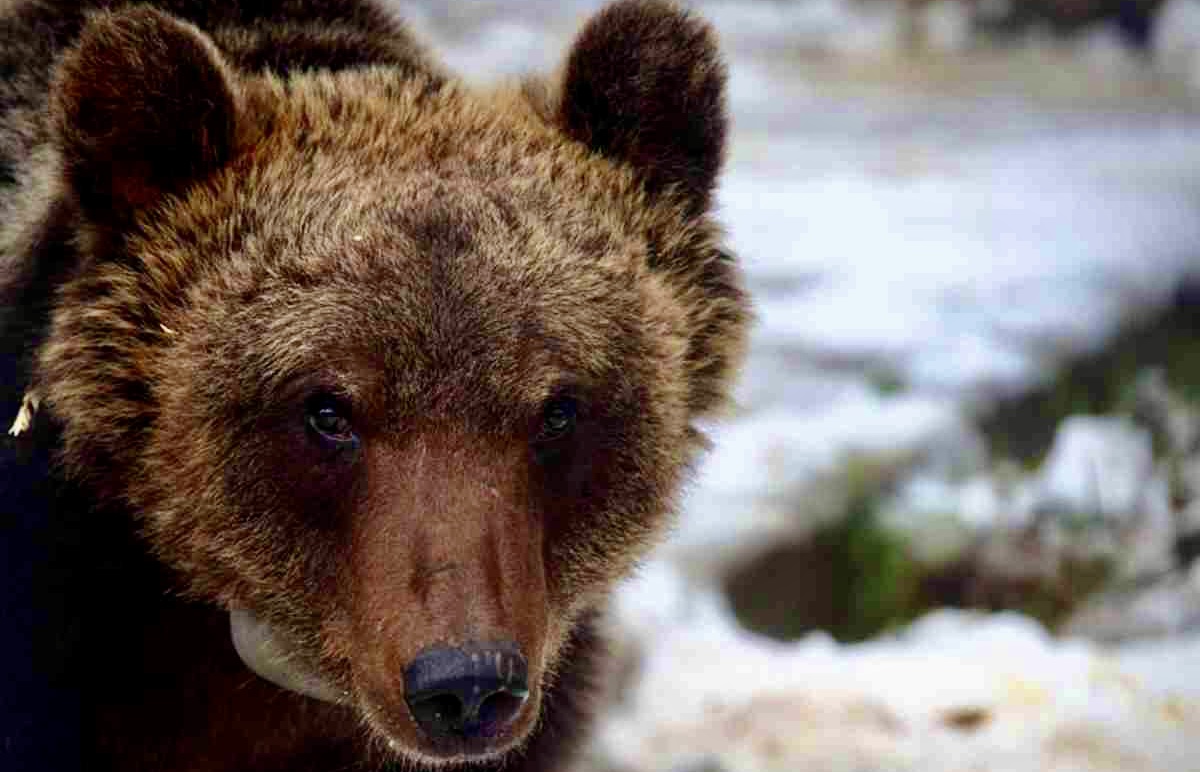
<box><xmin>598</xmin><ymin>604</ymin><xmax>1200</xmax><ymax>772</ymax></box>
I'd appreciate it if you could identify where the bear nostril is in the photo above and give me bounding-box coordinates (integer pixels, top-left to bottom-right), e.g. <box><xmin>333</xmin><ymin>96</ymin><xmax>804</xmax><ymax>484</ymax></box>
<box><xmin>476</xmin><ymin>690</ymin><xmax>524</xmax><ymax>730</ymax></box>
<box><xmin>408</xmin><ymin>692</ymin><xmax>464</xmax><ymax>735</ymax></box>
<box><xmin>403</xmin><ymin>643</ymin><xmax>529</xmax><ymax>742</ymax></box>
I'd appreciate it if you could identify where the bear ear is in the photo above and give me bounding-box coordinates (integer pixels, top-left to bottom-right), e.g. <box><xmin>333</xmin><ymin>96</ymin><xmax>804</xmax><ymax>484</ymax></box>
<box><xmin>51</xmin><ymin>7</ymin><xmax>240</xmax><ymax>222</ymax></box>
<box><xmin>557</xmin><ymin>0</ymin><xmax>727</xmax><ymax>217</ymax></box>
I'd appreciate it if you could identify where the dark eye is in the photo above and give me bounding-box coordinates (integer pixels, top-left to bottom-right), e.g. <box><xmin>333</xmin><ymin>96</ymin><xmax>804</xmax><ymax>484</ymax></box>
<box><xmin>305</xmin><ymin>395</ymin><xmax>359</xmax><ymax>452</ymax></box>
<box><xmin>536</xmin><ymin>396</ymin><xmax>578</xmax><ymax>444</ymax></box>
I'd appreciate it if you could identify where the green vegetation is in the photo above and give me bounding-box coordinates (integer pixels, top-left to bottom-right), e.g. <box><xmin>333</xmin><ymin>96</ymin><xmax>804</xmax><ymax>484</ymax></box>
<box><xmin>724</xmin><ymin>458</ymin><xmax>1114</xmax><ymax>643</ymax></box>
<box><xmin>724</xmin><ymin>459</ymin><xmax>921</xmax><ymax>643</ymax></box>
<box><xmin>866</xmin><ymin>367</ymin><xmax>907</xmax><ymax>397</ymax></box>
<box><xmin>823</xmin><ymin>494</ymin><xmax>920</xmax><ymax>642</ymax></box>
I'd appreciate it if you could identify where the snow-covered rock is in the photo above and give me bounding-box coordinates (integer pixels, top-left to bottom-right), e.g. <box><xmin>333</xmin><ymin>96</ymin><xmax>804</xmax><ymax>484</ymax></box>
<box><xmin>1032</xmin><ymin>417</ymin><xmax>1176</xmax><ymax>578</ymax></box>
<box><xmin>1035</xmin><ymin>417</ymin><xmax>1158</xmax><ymax>519</ymax></box>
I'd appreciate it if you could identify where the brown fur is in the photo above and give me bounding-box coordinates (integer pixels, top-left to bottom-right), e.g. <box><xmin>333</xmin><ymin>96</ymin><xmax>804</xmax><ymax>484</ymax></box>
<box><xmin>0</xmin><ymin>1</ymin><xmax>749</xmax><ymax>769</ymax></box>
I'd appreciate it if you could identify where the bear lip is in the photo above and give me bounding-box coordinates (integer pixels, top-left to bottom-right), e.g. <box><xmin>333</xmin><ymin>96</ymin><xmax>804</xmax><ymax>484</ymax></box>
<box><xmin>229</xmin><ymin>608</ymin><xmax>346</xmax><ymax>704</ymax></box>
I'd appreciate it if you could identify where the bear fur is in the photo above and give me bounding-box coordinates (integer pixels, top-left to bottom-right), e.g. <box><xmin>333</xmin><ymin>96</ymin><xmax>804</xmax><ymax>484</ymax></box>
<box><xmin>0</xmin><ymin>1</ymin><xmax>749</xmax><ymax>770</ymax></box>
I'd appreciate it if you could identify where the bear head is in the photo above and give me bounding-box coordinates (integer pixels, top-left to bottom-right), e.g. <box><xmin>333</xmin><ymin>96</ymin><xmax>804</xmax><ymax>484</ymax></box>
<box><xmin>36</xmin><ymin>1</ymin><xmax>748</xmax><ymax>765</ymax></box>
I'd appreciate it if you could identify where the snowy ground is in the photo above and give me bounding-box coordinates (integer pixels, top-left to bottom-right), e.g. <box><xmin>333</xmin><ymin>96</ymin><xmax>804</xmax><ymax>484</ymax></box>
<box><xmin>401</xmin><ymin>1</ymin><xmax>1200</xmax><ymax>769</ymax></box>
<box><xmin>601</xmin><ymin>593</ymin><xmax>1200</xmax><ymax>772</ymax></box>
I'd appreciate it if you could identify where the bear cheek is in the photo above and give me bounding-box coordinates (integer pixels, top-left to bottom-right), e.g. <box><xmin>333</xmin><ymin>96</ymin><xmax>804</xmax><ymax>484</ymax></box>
<box><xmin>341</xmin><ymin>433</ymin><xmax>548</xmax><ymax>758</ymax></box>
<box><xmin>156</xmin><ymin>421</ymin><xmax>358</xmax><ymax>616</ymax></box>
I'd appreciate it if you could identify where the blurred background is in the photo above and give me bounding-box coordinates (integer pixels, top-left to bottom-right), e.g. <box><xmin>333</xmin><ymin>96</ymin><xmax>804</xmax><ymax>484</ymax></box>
<box><xmin>402</xmin><ymin>1</ymin><xmax>1200</xmax><ymax>769</ymax></box>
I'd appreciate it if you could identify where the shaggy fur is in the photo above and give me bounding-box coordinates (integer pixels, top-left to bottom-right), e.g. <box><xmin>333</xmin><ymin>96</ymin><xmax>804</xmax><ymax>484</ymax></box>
<box><xmin>0</xmin><ymin>1</ymin><xmax>749</xmax><ymax>770</ymax></box>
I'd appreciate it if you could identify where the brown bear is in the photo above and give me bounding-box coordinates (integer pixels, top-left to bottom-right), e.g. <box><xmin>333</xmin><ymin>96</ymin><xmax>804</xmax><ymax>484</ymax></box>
<box><xmin>0</xmin><ymin>1</ymin><xmax>748</xmax><ymax>770</ymax></box>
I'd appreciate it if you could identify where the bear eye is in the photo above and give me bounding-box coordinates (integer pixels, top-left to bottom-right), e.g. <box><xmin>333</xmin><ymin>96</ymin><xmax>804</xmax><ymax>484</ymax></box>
<box><xmin>305</xmin><ymin>395</ymin><xmax>359</xmax><ymax>452</ymax></box>
<box><xmin>536</xmin><ymin>396</ymin><xmax>578</xmax><ymax>444</ymax></box>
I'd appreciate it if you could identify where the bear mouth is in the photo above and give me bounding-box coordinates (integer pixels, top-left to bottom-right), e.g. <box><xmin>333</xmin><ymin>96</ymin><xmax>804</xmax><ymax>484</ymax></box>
<box><xmin>229</xmin><ymin>608</ymin><xmax>346</xmax><ymax>704</ymax></box>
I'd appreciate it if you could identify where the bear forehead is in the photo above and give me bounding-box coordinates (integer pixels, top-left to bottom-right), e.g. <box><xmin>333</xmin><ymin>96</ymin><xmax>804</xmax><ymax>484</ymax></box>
<box><xmin>143</xmin><ymin>69</ymin><xmax>655</xmax><ymax>300</ymax></box>
<box><xmin>127</xmin><ymin>79</ymin><xmax>665</xmax><ymax>420</ymax></box>
<box><xmin>185</xmin><ymin>237</ymin><xmax>647</xmax><ymax>423</ymax></box>
<box><xmin>149</xmin><ymin>227</ymin><xmax>648</xmax><ymax>422</ymax></box>
<box><xmin>222</xmin><ymin>70</ymin><xmax>650</xmax><ymax>226</ymax></box>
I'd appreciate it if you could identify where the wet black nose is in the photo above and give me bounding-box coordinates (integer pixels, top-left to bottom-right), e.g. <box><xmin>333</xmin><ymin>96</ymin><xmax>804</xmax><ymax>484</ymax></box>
<box><xmin>403</xmin><ymin>642</ymin><xmax>529</xmax><ymax>740</ymax></box>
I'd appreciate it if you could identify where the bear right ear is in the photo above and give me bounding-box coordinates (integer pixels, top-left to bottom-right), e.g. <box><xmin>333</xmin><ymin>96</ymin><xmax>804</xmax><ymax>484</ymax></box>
<box><xmin>555</xmin><ymin>0</ymin><xmax>727</xmax><ymax>218</ymax></box>
<box><xmin>51</xmin><ymin>7</ymin><xmax>241</xmax><ymax>223</ymax></box>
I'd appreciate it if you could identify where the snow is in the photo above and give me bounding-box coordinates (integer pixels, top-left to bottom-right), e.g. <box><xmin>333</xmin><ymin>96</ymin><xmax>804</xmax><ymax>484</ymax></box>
<box><xmin>600</xmin><ymin>591</ymin><xmax>1200</xmax><ymax>772</ymax></box>
<box><xmin>726</xmin><ymin>137</ymin><xmax>1200</xmax><ymax>397</ymax></box>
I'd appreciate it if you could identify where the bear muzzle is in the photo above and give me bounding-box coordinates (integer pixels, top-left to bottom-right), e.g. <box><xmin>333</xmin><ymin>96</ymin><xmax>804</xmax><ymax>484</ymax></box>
<box><xmin>225</xmin><ymin>434</ymin><xmax>552</xmax><ymax>760</ymax></box>
<box><xmin>230</xmin><ymin>608</ymin><xmax>540</xmax><ymax>759</ymax></box>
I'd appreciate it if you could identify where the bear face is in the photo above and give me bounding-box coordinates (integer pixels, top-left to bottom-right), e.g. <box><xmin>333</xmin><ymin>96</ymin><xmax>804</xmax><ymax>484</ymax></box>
<box><xmin>23</xmin><ymin>1</ymin><xmax>748</xmax><ymax>766</ymax></box>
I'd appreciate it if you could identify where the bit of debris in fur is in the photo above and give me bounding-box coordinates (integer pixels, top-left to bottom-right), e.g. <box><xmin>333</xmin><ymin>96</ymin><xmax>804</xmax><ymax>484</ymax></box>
<box><xmin>8</xmin><ymin>390</ymin><xmax>40</xmax><ymax>437</ymax></box>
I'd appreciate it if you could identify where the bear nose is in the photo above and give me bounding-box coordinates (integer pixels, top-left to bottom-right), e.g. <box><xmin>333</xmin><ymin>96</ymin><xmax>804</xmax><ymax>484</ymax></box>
<box><xmin>403</xmin><ymin>643</ymin><xmax>529</xmax><ymax>741</ymax></box>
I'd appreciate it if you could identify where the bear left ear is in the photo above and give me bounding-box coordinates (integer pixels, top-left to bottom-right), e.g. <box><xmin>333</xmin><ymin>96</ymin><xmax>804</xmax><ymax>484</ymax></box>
<box><xmin>557</xmin><ymin>0</ymin><xmax>727</xmax><ymax>217</ymax></box>
<box><xmin>50</xmin><ymin>7</ymin><xmax>241</xmax><ymax>223</ymax></box>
